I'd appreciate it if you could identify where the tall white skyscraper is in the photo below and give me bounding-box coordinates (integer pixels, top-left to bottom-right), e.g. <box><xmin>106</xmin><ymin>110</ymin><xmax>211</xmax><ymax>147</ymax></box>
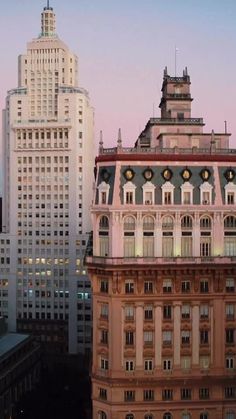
<box><xmin>1</xmin><ymin>3</ymin><xmax>94</xmax><ymax>354</ymax></box>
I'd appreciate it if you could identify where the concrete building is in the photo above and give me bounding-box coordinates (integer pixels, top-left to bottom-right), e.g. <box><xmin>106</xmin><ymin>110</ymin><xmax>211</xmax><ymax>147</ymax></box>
<box><xmin>0</xmin><ymin>318</ymin><xmax>41</xmax><ymax>419</ymax></box>
<box><xmin>87</xmin><ymin>68</ymin><xmax>236</xmax><ymax>419</ymax></box>
<box><xmin>1</xmin><ymin>2</ymin><xmax>94</xmax><ymax>354</ymax></box>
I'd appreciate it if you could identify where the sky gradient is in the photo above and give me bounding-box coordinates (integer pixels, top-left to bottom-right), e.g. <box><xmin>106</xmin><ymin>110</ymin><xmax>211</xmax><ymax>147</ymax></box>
<box><xmin>0</xmin><ymin>0</ymin><xmax>236</xmax><ymax>149</ymax></box>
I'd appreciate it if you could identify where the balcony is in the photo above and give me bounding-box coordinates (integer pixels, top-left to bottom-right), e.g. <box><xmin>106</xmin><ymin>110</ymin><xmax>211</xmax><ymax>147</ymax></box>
<box><xmin>86</xmin><ymin>255</ymin><xmax>236</xmax><ymax>267</ymax></box>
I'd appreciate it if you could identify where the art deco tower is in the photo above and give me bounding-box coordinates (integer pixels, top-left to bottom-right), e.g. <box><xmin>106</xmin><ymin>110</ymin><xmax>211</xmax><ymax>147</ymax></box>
<box><xmin>1</xmin><ymin>2</ymin><xmax>94</xmax><ymax>354</ymax></box>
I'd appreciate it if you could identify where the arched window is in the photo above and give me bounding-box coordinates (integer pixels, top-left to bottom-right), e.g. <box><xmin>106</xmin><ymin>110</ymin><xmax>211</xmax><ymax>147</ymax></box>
<box><xmin>182</xmin><ymin>413</ymin><xmax>191</xmax><ymax>419</ymax></box>
<box><xmin>163</xmin><ymin>413</ymin><xmax>172</xmax><ymax>419</ymax></box>
<box><xmin>99</xmin><ymin>216</ymin><xmax>109</xmax><ymax>229</ymax></box>
<box><xmin>144</xmin><ymin>415</ymin><xmax>153</xmax><ymax>419</ymax></box>
<box><xmin>143</xmin><ymin>216</ymin><xmax>155</xmax><ymax>257</ymax></box>
<box><xmin>162</xmin><ymin>216</ymin><xmax>174</xmax><ymax>257</ymax></box>
<box><xmin>99</xmin><ymin>216</ymin><xmax>109</xmax><ymax>257</ymax></box>
<box><xmin>124</xmin><ymin>216</ymin><xmax>136</xmax><ymax>257</ymax></box>
<box><xmin>200</xmin><ymin>413</ymin><xmax>208</xmax><ymax>419</ymax></box>
<box><xmin>181</xmin><ymin>216</ymin><xmax>193</xmax><ymax>257</ymax></box>
<box><xmin>98</xmin><ymin>411</ymin><xmax>107</xmax><ymax>419</ymax></box>
<box><xmin>200</xmin><ymin>216</ymin><xmax>212</xmax><ymax>257</ymax></box>
<box><xmin>224</xmin><ymin>216</ymin><xmax>236</xmax><ymax>256</ymax></box>
<box><xmin>226</xmin><ymin>413</ymin><xmax>235</xmax><ymax>419</ymax></box>
<box><xmin>126</xmin><ymin>415</ymin><xmax>134</xmax><ymax>419</ymax></box>
<box><xmin>181</xmin><ymin>215</ymin><xmax>193</xmax><ymax>229</ymax></box>
<box><xmin>200</xmin><ymin>216</ymin><xmax>212</xmax><ymax>229</ymax></box>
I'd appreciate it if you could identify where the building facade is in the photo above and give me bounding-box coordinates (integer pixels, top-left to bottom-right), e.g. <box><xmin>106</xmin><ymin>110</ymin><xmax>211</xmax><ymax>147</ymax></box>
<box><xmin>87</xmin><ymin>69</ymin><xmax>236</xmax><ymax>418</ymax></box>
<box><xmin>0</xmin><ymin>318</ymin><xmax>41</xmax><ymax>419</ymax></box>
<box><xmin>1</xmin><ymin>3</ymin><xmax>94</xmax><ymax>354</ymax></box>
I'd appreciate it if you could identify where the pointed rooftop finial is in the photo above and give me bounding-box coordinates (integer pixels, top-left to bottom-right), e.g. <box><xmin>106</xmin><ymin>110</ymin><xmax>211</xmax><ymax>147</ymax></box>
<box><xmin>47</xmin><ymin>0</ymin><xmax>50</xmax><ymax>8</ymax></box>
<box><xmin>99</xmin><ymin>130</ymin><xmax>104</xmax><ymax>154</ymax></box>
<box><xmin>164</xmin><ymin>66</ymin><xmax>168</xmax><ymax>77</ymax></box>
<box><xmin>117</xmin><ymin>128</ymin><xmax>122</xmax><ymax>148</ymax></box>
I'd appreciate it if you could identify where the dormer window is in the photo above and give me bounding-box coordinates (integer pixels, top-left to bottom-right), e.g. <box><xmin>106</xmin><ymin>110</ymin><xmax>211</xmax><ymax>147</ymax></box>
<box><xmin>142</xmin><ymin>181</ymin><xmax>155</xmax><ymax>205</ymax></box>
<box><xmin>181</xmin><ymin>182</ymin><xmax>194</xmax><ymax>205</ymax></box>
<box><xmin>162</xmin><ymin>182</ymin><xmax>175</xmax><ymax>205</ymax></box>
<box><xmin>123</xmin><ymin>181</ymin><xmax>136</xmax><ymax>205</ymax></box>
<box><xmin>225</xmin><ymin>183</ymin><xmax>236</xmax><ymax>205</ymax></box>
<box><xmin>98</xmin><ymin>181</ymin><xmax>110</xmax><ymax>205</ymax></box>
<box><xmin>200</xmin><ymin>182</ymin><xmax>213</xmax><ymax>205</ymax></box>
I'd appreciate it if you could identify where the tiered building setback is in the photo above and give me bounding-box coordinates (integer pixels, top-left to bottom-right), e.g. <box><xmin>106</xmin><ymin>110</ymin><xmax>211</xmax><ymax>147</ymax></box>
<box><xmin>87</xmin><ymin>69</ymin><xmax>236</xmax><ymax>418</ymax></box>
<box><xmin>1</xmin><ymin>3</ymin><xmax>94</xmax><ymax>354</ymax></box>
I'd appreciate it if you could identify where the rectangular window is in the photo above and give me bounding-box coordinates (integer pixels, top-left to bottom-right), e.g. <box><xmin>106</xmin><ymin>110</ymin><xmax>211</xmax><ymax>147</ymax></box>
<box><xmin>226</xmin><ymin>304</ymin><xmax>235</xmax><ymax>320</ymax></box>
<box><xmin>162</xmin><ymin>236</ymin><xmax>173</xmax><ymax>257</ymax></box>
<box><xmin>101</xmin><ymin>330</ymin><xmax>108</xmax><ymax>344</ymax></box>
<box><xmin>143</xmin><ymin>389</ymin><xmax>154</xmax><ymax>401</ymax></box>
<box><xmin>162</xmin><ymin>389</ymin><xmax>173</xmax><ymax>400</ymax></box>
<box><xmin>183</xmin><ymin>191</ymin><xmax>191</xmax><ymax>205</ymax></box>
<box><xmin>144</xmin><ymin>305</ymin><xmax>153</xmax><ymax>320</ymax></box>
<box><xmin>100</xmin><ymin>304</ymin><xmax>108</xmax><ymax>319</ymax></box>
<box><xmin>181</xmin><ymin>356</ymin><xmax>191</xmax><ymax>370</ymax></box>
<box><xmin>100</xmin><ymin>280</ymin><xmax>108</xmax><ymax>293</ymax></box>
<box><xmin>200</xmin><ymin>237</ymin><xmax>211</xmax><ymax>256</ymax></box>
<box><xmin>181</xmin><ymin>388</ymin><xmax>191</xmax><ymax>400</ymax></box>
<box><xmin>226</xmin><ymin>356</ymin><xmax>235</xmax><ymax>369</ymax></box>
<box><xmin>181</xmin><ymin>304</ymin><xmax>190</xmax><ymax>319</ymax></box>
<box><xmin>126</xmin><ymin>191</ymin><xmax>134</xmax><ymax>204</ymax></box>
<box><xmin>182</xmin><ymin>281</ymin><xmax>191</xmax><ymax>293</ymax></box>
<box><xmin>164</xmin><ymin>191</ymin><xmax>172</xmax><ymax>205</ymax></box>
<box><xmin>125</xmin><ymin>306</ymin><xmax>134</xmax><ymax>320</ymax></box>
<box><xmin>225</xmin><ymin>387</ymin><xmax>236</xmax><ymax>398</ymax></box>
<box><xmin>124</xmin><ymin>390</ymin><xmax>135</xmax><ymax>401</ymax></box>
<box><xmin>199</xmin><ymin>388</ymin><xmax>209</xmax><ymax>399</ymax></box>
<box><xmin>200</xmin><ymin>280</ymin><xmax>209</xmax><ymax>293</ymax></box>
<box><xmin>144</xmin><ymin>331</ymin><xmax>153</xmax><ymax>346</ymax></box>
<box><xmin>224</xmin><ymin>236</ymin><xmax>236</xmax><ymax>256</ymax></box>
<box><xmin>100</xmin><ymin>358</ymin><xmax>108</xmax><ymax>370</ymax></box>
<box><xmin>181</xmin><ymin>330</ymin><xmax>191</xmax><ymax>345</ymax></box>
<box><xmin>125</xmin><ymin>331</ymin><xmax>134</xmax><ymax>346</ymax></box>
<box><xmin>163</xmin><ymin>305</ymin><xmax>172</xmax><ymax>319</ymax></box>
<box><xmin>226</xmin><ymin>278</ymin><xmax>235</xmax><ymax>292</ymax></box>
<box><xmin>125</xmin><ymin>281</ymin><xmax>134</xmax><ymax>294</ymax></box>
<box><xmin>99</xmin><ymin>388</ymin><xmax>107</xmax><ymax>400</ymax></box>
<box><xmin>125</xmin><ymin>360</ymin><xmax>134</xmax><ymax>371</ymax></box>
<box><xmin>144</xmin><ymin>359</ymin><xmax>153</xmax><ymax>371</ymax></box>
<box><xmin>200</xmin><ymin>304</ymin><xmax>209</xmax><ymax>319</ymax></box>
<box><xmin>226</xmin><ymin>328</ymin><xmax>235</xmax><ymax>344</ymax></box>
<box><xmin>181</xmin><ymin>236</ymin><xmax>193</xmax><ymax>257</ymax></box>
<box><xmin>200</xmin><ymin>330</ymin><xmax>209</xmax><ymax>345</ymax></box>
<box><xmin>163</xmin><ymin>279</ymin><xmax>172</xmax><ymax>293</ymax></box>
<box><xmin>162</xmin><ymin>331</ymin><xmax>172</xmax><ymax>346</ymax></box>
<box><xmin>227</xmin><ymin>192</ymin><xmax>235</xmax><ymax>205</ymax></box>
<box><xmin>163</xmin><ymin>358</ymin><xmax>172</xmax><ymax>370</ymax></box>
<box><xmin>144</xmin><ymin>281</ymin><xmax>153</xmax><ymax>293</ymax></box>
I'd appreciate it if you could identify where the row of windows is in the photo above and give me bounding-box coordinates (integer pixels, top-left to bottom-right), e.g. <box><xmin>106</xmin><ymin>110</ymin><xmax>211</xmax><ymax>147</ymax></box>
<box><xmin>100</xmin><ymin>278</ymin><xmax>235</xmax><ymax>294</ymax></box>
<box><xmin>98</xmin><ymin>386</ymin><xmax>235</xmax><ymax>402</ymax></box>
<box><xmin>98</xmin><ymin>411</ymin><xmax>235</xmax><ymax>419</ymax></box>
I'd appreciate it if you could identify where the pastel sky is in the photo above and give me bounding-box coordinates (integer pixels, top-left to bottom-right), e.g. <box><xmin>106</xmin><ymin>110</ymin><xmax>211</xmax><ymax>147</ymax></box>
<box><xmin>0</xmin><ymin>0</ymin><xmax>236</xmax><ymax>149</ymax></box>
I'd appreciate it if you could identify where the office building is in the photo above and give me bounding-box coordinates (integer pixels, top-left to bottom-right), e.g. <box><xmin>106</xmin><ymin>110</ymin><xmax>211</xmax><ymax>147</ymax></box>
<box><xmin>1</xmin><ymin>2</ymin><xmax>94</xmax><ymax>354</ymax></box>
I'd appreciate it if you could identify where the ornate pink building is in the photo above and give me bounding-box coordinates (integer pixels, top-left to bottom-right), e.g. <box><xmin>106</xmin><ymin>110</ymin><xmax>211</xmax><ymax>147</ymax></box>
<box><xmin>86</xmin><ymin>68</ymin><xmax>236</xmax><ymax>419</ymax></box>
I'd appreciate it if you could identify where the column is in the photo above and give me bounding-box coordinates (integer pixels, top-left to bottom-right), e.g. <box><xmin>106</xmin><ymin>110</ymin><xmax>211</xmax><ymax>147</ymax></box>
<box><xmin>155</xmin><ymin>212</ymin><xmax>162</xmax><ymax>257</ymax></box>
<box><xmin>135</xmin><ymin>213</ymin><xmax>143</xmax><ymax>257</ymax></box>
<box><xmin>173</xmin><ymin>302</ymin><xmax>181</xmax><ymax>366</ymax></box>
<box><xmin>192</xmin><ymin>303</ymin><xmax>200</xmax><ymax>365</ymax></box>
<box><xmin>135</xmin><ymin>303</ymin><xmax>143</xmax><ymax>368</ymax></box>
<box><xmin>193</xmin><ymin>214</ymin><xmax>200</xmax><ymax>257</ymax></box>
<box><xmin>174</xmin><ymin>213</ymin><xmax>181</xmax><ymax>257</ymax></box>
<box><xmin>154</xmin><ymin>302</ymin><xmax>162</xmax><ymax>367</ymax></box>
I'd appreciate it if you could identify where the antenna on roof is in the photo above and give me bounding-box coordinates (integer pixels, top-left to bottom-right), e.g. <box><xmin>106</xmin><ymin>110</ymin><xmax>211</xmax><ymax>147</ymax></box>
<box><xmin>175</xmin><ymin>46</ymin><xmax>179</xmax><ymax>77</ymax></box>
<box><xmin>47</xmin><ymin>0</ymin><xmax>50</xmax><ymax>8</ymax></box>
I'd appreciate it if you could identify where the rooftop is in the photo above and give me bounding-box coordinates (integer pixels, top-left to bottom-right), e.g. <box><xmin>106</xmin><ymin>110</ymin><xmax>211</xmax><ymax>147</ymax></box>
<box><xmin>0</xmin><ymin>333</ymin><xmax>29</xmax><ymax>358</ymax></box>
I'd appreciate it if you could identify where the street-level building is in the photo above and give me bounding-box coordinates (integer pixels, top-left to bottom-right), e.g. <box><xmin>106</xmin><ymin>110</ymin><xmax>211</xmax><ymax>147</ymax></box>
<box><xmin>87</xmin><ymin>68</ymin><xmax>236</xmax><ymax>419</ymax></box>
<box><xmin>1</xmin><ymin>3</ymin><xmax>94</xmax><ymax>355</ymax></box>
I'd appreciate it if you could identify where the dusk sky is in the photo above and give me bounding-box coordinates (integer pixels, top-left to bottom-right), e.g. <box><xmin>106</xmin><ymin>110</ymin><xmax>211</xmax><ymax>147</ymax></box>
<box><xmin>0</xmin><ymin>0</ymin><xmax>236</xmax><ymax>149</ymax></box>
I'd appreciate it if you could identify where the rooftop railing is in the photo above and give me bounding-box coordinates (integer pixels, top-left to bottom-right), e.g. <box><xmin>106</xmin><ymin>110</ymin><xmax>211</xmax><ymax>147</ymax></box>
<box><xmin>99</xmin><ymin>146</ymin><xmax>236</xmax><ymax>155</ymax></box>
<box><xmin>149</xmin><ymin>117</ymin><xmax>204</xmax><ymax>124</ymax></box>
<box><xmin>86</xmin><ymin>255</ymin><xmax>236</xmax><ymax>266</ymax></box>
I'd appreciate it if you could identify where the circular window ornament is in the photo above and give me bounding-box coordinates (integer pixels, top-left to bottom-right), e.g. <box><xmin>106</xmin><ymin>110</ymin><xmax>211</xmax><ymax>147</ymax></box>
<box><xmin>143</xmin><ymin>168</ymin><xmax>153</xmax><ymax>181</ymax></box>
<box><xmin>162</xmin><ymin>168</ymin><xmax>173</xmax><ymax>181</ymax></box>
<box><xmin>224</xmin><ymin>168</ymin><xmax>235</xmax><ymax>182</ymax></box>
<box><xmin>200</xmin><ymin>168</ymin><xmax>211</xmax><ymax>181</ymax></box>
<box><xmin>123</xmin><ymin>168</ymin><xmax>135</xmax><ymax>181</ymax></box>
<box><xmin>181</xmin><ymin>168</ymin><xmax>192</xmax><ymax>181</ymax></box>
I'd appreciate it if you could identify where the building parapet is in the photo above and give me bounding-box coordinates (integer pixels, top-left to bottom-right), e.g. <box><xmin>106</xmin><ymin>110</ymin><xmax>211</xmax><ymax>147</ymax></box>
<box><xmin>99</xmin><ymin>146</ymin><xmax>236</xmax><ymax>156</ymax></box>
<box><xmin>86</xmin><ymin>255</ymin><xmax>236</xmax><ymax>267</ymax></box>
<box><xmin>149</xmin><ymin>117</ymin><xmax>204</xmax><ymax>125</ymax></box>
<box><xmin>7</xmin><ymin>88</ymin><xmax>27</xmax><ymax>96</ymax></box>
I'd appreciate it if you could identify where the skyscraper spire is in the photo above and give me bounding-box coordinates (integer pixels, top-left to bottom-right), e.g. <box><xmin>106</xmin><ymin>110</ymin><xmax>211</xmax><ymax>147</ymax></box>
<box><xmin>41</xmin><ymin>1</ymin><xmax>56</xmax><ymax>37</ymax></box>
